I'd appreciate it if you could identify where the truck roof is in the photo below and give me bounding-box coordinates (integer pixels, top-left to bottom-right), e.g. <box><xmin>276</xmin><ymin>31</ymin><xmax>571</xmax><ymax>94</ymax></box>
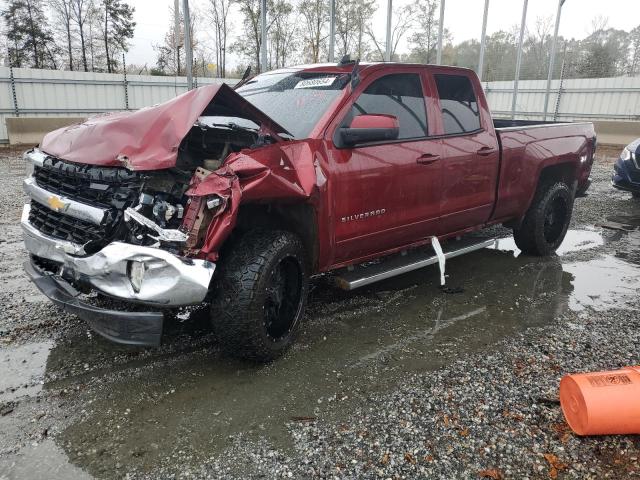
<box><xmin>260</xmin><ymin>62</ymin><xmax>477</xmax><ymax>77</ymax></box>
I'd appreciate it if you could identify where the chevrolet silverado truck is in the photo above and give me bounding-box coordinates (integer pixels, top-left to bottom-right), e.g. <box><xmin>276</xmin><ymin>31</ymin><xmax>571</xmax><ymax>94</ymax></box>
<box><xmin>21</xmin><ymin>61</ymin><xmax>596</xmax><ymax>361</ymax></box>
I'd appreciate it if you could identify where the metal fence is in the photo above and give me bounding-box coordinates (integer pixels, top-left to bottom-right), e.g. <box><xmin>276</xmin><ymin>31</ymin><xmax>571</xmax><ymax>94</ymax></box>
<box><xmin>0</xmin><ymin>66</ymin><xmax>237</xmax><ymax>144</ymax></box>
<box><xmin>1</xmin><ymin>66</ymin><xmax>640</xmax><ymax>144</ymax></box>
<box><xmin>485</xmin><ymin>76</ymin><xmax>640</xmax><ymax>122</ymax></box>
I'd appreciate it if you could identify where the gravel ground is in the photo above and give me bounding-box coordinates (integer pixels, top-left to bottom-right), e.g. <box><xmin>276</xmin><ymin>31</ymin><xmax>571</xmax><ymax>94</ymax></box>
<box><xmin>168</xmin><ymin>153</ymin><xmax>640</xmax><ymax>479</ymax></box>
<box><xmin>1</xmin><ymin>145</ymin><xmax>639</xmax><ymax>480</ymax></box>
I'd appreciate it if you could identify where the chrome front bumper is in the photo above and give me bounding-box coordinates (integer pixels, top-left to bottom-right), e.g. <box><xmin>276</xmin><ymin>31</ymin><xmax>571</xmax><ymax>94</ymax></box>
<box><xmin>21</xmin><ymin>204</ymin><xmax>216</xmax><ymax>306</ymax></box>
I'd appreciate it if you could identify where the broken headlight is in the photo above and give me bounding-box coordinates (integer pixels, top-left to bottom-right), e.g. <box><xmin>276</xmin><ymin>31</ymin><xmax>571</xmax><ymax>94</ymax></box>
<box><xmin>137</xmin><ymin>192</ymin><xmax>185</xmax><ymax>228</ymax></box>
<box><xmin>127</xmin><ymin>260</ymin><xmax>146</xmax><ymax>293</ymax></box>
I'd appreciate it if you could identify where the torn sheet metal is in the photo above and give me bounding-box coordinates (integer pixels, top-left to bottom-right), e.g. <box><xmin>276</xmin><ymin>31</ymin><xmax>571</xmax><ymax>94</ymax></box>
<box><xmin>184</xmin><ymin>141</ymin><xmax>323</xmax><ymax>259</ymax></box>
<box><xmin>39</xmin><ymin>84</ymin><xmax>290</xmax><ymax>171</ymax></box>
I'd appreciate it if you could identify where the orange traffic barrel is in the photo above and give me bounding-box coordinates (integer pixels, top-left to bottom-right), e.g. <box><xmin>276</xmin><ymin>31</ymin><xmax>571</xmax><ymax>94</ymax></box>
<box><xmin>560</xmin><ymin>366</ymin><xmax>640</xmax><ymax>436</ymax></box>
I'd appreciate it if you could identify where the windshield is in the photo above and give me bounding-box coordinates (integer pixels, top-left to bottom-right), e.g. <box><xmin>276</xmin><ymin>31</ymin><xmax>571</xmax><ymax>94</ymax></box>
<box><xmin>236</xmin><ymin>71</ymin><xmax>350</xmax><ymax>139</ymax></box>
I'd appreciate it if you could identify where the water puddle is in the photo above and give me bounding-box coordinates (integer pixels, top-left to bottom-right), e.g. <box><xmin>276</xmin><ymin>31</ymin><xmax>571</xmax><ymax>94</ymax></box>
<box><xmin>0</xmin><ymin>439</ymin><xmax>91</xmax><ymax>480</ymax></box>
<box><xmin>491</xmin><ymin>229</ymin><xmax>604</xmax><ymax>257</ymax></box>
<box><xmin>51</xmin><ymin>247</ymin><xmax>576</xmax><ymax>477</ymax></box>
<box><xmin>2</xmin><ymin>228</ymin><xmax>638</xmax><ymax>478</ymax></box>
<box><xmin>564</xmin><ymin>255</ymin><xmax>640</xmax><ymax>312</ymax></box>
<box><xmin>0</xmin><ymin>341</ymin><xmax>53</xmax><ymax>402</ymax></box>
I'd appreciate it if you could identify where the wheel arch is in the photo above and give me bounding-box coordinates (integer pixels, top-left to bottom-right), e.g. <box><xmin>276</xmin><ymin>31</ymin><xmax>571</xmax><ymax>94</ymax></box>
<box><xmin>223</xmin><ymin>202</ymin><xmax>319</xmax><ymax>271</ymax></box>
<box><xmin>506</xmin><ymin>161</ymin><xmax>578</xmax><ymax>230</ymax></box>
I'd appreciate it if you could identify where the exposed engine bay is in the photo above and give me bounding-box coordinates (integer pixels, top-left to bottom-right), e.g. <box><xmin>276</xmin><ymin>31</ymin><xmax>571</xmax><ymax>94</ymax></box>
<box><xmin>29</xmin><ymin>82</ymin><xmax>313</xmax><ymax>270</ymax></box>
<box><xmin>28</xmin><ymin>118</ymin><xmax>264</xmax><ymax>261</ymax></box>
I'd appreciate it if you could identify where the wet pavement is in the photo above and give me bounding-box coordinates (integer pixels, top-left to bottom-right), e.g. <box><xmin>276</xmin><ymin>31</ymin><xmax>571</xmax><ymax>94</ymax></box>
<box><xmin>1</xmin><ymin>151</ymin><xmax>639</xmax><ymax>479</ymax></box>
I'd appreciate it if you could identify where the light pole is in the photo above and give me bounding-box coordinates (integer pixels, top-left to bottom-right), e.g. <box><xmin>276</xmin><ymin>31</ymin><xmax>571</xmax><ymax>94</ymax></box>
<box><xmin>511</xmin><ymin>0</ymin><xmax>528</xmax><ymax>120</ymax></box>
<box><xmin>543</xmin><ymin>0</ymin><xmax>566</xmax><ymax>120</ymax></box>
<box><xmin>478</xmin><ymin>0</ymin><xmax>489</xmax><ymax>81</ymax></box>
<box><xmin>260</xmin><ymin>0</ymin><xmax>267</xmax><ymax>72</ymax></box>
<box><xmin>182</xmin><ymin>0</ymin><xmax>193</xmax><ymax>89</ymax></box>
<box><xmin>436</xmin><ymin>0</ymin><xmax>445</xmax><ymax>64</ymax></box>
<box><xmin>329</xmin><ymin>0</ymin><xmax>335</xmax><ymax>62</ymax></box>
<box><xmin>385</xmin><ymin>0</ymin><xmax>392</xmax><ymax>61</ymax></box>
<box><xmin>174</xmin><ymin>0</ymin><xmax>180</xmax><ymax>76</ymax></box>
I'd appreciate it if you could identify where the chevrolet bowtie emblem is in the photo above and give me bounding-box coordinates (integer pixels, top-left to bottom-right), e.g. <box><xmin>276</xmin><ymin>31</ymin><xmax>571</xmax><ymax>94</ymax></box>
<box><xmin>47</xmin><ymin>195</ymin><xmax>67</xmax><ymax>211</ymax></box>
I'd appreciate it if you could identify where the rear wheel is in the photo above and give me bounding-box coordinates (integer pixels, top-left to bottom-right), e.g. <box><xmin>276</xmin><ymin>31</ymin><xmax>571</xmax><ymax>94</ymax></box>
<box><xmin>210</xmin><ymin>230</ymin><xmax>308</xmax><ymax>362</ymax></box>
<box><xmin>513</xmin><ymin>181</ymin><xmax>573</xmax><ymax>256</ymax></box>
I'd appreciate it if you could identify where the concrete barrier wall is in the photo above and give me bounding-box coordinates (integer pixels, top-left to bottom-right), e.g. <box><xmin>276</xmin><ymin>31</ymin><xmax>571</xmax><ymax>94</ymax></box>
<box><xmin>1</xmin><ymin>66</ymin><xmax>238</xmax><ymax>144</ymax></box>
<box><xmin>6</xmin><ymin>116</ymin><xmax>86</xmax><ymax>145</ymax></box>
<box><xmin>593</xmin><ymin>121</ymin><xmax>640</xmax><ymax>147</ymax></box>
<box><xmin>8</xmin><ymin>116</ymin><xmax>639</xmax><ymax>148</ymax></box>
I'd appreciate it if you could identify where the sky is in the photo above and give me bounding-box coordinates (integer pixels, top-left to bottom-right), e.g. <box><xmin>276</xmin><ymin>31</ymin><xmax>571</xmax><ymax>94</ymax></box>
<box><xmin>127</xmin><ymin>0</ymin><xmax>640</xmax><ymax>70</ymax></box>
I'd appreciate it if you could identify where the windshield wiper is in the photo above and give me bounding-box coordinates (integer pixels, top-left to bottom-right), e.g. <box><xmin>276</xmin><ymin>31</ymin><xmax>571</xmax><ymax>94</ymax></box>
<box><xmin>197</xmin><ymin>121</ymin><xmax>259</xmax><ymax>133</ymax></box>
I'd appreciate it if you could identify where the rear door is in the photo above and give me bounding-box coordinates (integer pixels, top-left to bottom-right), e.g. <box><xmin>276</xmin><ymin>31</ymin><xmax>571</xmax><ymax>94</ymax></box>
<box><xmin>327</xmin><ymin>68</ymin><xmax>443</xmax><ymax>264</ymax></box>
<box><xmin>430</xmin><ymin>70</ymin><xmax>500</xmax><ymax>233</ymax></box>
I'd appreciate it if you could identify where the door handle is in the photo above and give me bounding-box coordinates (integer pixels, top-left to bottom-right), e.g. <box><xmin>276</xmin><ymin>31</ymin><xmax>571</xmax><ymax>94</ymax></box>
<box><xmin>477</xmin><ymin>146</ymin><xmax>495</xmax><ymax>156</ymax></box>
<box><xmin>417</xmin><ymin>153</ymin><xmax>440</xmax><ymax>165</ymax></box>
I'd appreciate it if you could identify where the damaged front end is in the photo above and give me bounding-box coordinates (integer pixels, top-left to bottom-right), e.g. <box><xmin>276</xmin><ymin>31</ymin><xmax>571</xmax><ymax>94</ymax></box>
<box><xmin>21</xmin><ymin>83</ymin><xmax>305</xmax><ymax>346</ymax></box>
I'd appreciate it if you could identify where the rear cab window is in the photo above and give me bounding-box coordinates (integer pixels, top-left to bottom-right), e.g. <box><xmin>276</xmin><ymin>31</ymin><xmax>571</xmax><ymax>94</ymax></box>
<box><xmin>344</xmin><ymin>73</ymin><xmax>428</xmax><ymax>140</ymax></box>
<box><xmin>434</xmin><ymin>74</ymin><xmax>481</xmax><ymax>135</ymax></box>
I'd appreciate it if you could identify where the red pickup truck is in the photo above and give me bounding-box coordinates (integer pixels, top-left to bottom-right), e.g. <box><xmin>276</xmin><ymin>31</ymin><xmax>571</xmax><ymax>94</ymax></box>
<box><xmin>22</xmin><ymin>61</ymin><xmax>596</xmax><ymax>360</ymax></box>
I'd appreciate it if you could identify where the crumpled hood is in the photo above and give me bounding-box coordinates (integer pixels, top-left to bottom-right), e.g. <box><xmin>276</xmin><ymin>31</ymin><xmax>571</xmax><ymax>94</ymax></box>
<box><xmin>39</xmin><ymin>83</ymin><xmax>290</xmax><ymax>171</ymax></box>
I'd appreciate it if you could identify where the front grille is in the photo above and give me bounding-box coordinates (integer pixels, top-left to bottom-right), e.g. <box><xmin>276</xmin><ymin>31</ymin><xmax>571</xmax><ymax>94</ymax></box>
<box><xmin>34</xmin><ymin>157</ymin><xmax>142</xmax><ymax>209</ymax></box>
<box><xmin>29</xmin><ymin>201</ymin><xmax>107</xmax><ymax>245</ymax></box>
<box><xmin>27</xmin><ymin>155</ymin><xmax>145</xmax><ymax>251</ymax></box>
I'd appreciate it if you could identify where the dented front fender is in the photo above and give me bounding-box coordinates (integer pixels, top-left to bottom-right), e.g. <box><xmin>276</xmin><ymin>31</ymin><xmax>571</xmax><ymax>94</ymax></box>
<box><xmin>182</xmin><ymin>141</ymin><xmax>325</xmax><ymax>259</ymax></box>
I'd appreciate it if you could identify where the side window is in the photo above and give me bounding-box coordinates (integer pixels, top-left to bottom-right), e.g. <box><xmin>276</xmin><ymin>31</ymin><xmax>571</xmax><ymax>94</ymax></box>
<box><xmin>347</xmin><ymin>73</ymin><xmax>428</xmax><ymax>139</ymax></box>
<box><xmin>434</xmin><ymin>74</ymin><xmax>481</xmax><ymax>135</ymax></box>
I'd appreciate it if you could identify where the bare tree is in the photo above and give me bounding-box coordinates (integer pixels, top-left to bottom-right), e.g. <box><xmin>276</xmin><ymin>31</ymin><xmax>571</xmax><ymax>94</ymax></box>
<box><xmin>335</xmin><ymin>0</ymin><xmax>375</xmax><ymax>60</ymax></box>
<box><xmin>70</xmin><ymin>0</ymin><xmax>93</xmax><ymax>71</ymax></box>
<box><xmin>50</xmin><ymin>0</ymin><xmax>75</xmax><ymax>70</ymax></box>
<box><xmin>298</xmin><ymin>0</ymin><xmax>328</xmax><ymax>63</ymax></box>
<box><xmin>207</xmin><ymin>0</ymin><xmax>231</xmax><ymax>77</ymax></box>
<box><xmin>366</xmin><ymin>3</ymin><xmax>415</xmax><ymax>61</ymax></box>
<box><xmin>232</xmin><ymin>0</ymin><xmax>262</xmax><ymax>71</ymax></box>
<box><xmin>629</xmin><ymin>25</ymin><xmax>640</xmax><ymax>76</ymax></box>
<box><xmin>268</xmin><ymin>0</ymin><xmax>297</xmax><ymax>68</ymax></box>
<box><xmin>154</xmin><ymin>4</ymin><xmax>198</xmax><ymax>75</ymax></box>
<box><xmin>232</xmin><ymin>0</ymin><xmax>286</xmax><ymax>72</ymax></box>
<box><xmin>522</xmin><ymin>16</ymin><xmax>553</xmax><ymax>79</ymax></box>
<box><xmin>3</xmin><ymin>0</ymin><xmax>57</xmax><ymax>68</ymax></box>
<box><xmin>407</xmin><ymin>0</ymin><xmax>439</xmax><ymax>64</ymax></box>
<box><xmin>100</xmin><ymin>0</ymin><xmax>135</xmax><ymax>73</ymax></box>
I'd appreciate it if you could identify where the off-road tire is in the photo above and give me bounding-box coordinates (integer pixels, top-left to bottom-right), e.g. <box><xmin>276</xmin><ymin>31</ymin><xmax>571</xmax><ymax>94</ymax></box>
<box><xmin>210</xmin><ymin>230</ymin><xmax>309</xmax><ymax>362</ymax></box>
<box><xmin>513</xmin><ymin>181</ymin><xmax>573</xmax><ymax>256</ymax></box>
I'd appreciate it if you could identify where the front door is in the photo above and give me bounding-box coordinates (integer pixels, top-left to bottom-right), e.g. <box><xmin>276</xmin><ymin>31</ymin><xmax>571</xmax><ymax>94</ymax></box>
<box><xmin>328</xmin><ymin>69</ymin><xmax>442</xmax><ymax>264</ymax></box>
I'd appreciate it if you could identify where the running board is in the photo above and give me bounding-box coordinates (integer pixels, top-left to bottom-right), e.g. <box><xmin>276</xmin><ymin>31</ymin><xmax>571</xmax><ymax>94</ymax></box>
<box><xmin>333</xmin><ymin>237</ymin><xmax>496</xmax><ymax>290</ymax></box>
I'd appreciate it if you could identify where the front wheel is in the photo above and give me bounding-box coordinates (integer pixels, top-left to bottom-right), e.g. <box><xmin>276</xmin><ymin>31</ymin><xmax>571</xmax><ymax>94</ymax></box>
<box><xmin>513</xmin><ymin>181</ymin><xmax>573</xmax><ymax>256</ymax></box>
<box><xmin>210</xmin><ymin>230</ymin><xmax>309</xmax><ymax>362</ymax></box>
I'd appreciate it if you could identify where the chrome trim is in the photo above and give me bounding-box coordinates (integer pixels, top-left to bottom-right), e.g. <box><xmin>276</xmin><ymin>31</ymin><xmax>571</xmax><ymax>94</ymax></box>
<box><xmin>23</xmin><ymin>147</ymin><xmax>47</xmax><ymax>167</ymax></box>
<box><xmin>22</xmin><ymin>204</ymin><xmax>87</xmax><ymax>257</ymax></box>
<box><xmin>124</xmin><ymin>207</ymin><xmax>188</xmax><ymax>243</ymax></box>
<box><xmin>21</xmin><ymin>204</ymin><xmax>215</xmax><ymax>306</ymax></box>
<box><xmin>494</xmin><ymin>121</ymin><xmax>593</xmax><ymax>132</ymax></box>
<box><xmin>23</xmin><ymin>176</ymin><xmax>107</xmax><ymax>225</ymax></box>
<box><xmin>335</xmin><ymin>238</ymin><xmax>496</xmax><ymax>290</ymax></box>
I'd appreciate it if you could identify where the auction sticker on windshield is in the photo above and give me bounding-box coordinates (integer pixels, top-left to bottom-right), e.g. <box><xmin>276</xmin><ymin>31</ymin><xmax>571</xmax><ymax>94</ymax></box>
<box><xmin>294</xmin><ymin>77</ymin><xmax>337</xmax><ymax>89</ymax></box>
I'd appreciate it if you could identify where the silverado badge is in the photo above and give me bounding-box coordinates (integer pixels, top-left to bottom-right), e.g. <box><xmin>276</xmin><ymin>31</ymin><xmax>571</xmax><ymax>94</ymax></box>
<box><xmin>341</xmin><ymin>209</ymin><xmax>386</xmax><ymax>223</ymax></box>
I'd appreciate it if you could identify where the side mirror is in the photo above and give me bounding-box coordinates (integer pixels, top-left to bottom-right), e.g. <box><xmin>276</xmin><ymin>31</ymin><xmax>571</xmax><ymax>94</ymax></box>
<box><xmin>339</xmin><ymin>114</ymin><xmax>399</xmax><ymax>146</ymax></box>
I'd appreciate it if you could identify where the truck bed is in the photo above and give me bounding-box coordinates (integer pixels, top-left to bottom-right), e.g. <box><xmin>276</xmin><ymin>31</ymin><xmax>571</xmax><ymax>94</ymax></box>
<box><xmin>491</xmin><ymin>120</ymin><xmax>596</xmax><ymax>222</ymax></box>
<box><xmin>494</xmin><ymin>118</ymin><xmax>577</xmax><ymax>130</ymax></box>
